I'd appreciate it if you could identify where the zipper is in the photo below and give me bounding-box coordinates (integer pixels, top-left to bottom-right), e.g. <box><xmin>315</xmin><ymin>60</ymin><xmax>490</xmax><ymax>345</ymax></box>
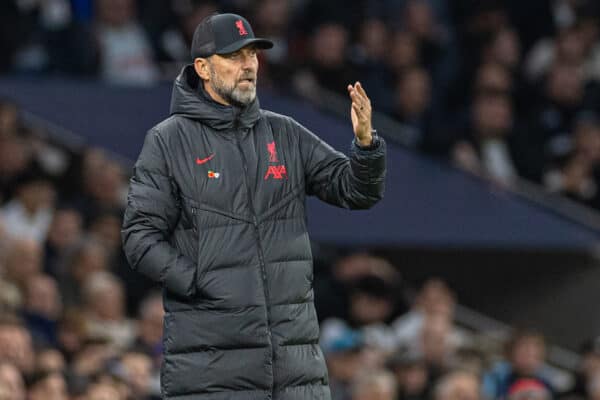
<box><xmin>234</xmin><ymin>125</ymin><xmax>275</xmax><ymax>391</ymax></box>
<box><xmin>191</xmin><ymin>207</ymin><xmax>197</xmax><ymax>233</ymax></box>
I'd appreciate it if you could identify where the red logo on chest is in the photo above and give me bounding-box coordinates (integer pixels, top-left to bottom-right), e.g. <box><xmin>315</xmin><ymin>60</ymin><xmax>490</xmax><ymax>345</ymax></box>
<box><xmin>235</xmin><ymin>20</ymin><xmax>248</xmax><ymax>36</ymax></box>
<box><xmin>267</xmin><ymin>141</ymin><xmax>278</xmax><ymax>162</ymax></box>
<box><xmin>264</xmin><ymin>165</ymin><xmax>287</xmax><ymax>180</ymax></box>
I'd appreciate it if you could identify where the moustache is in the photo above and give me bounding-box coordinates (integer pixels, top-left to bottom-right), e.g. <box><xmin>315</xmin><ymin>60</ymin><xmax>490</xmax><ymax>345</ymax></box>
<box><xmin>238</xmin><ymin>76</ymin><xmax>256</xmax><ymax>83</ymax></box>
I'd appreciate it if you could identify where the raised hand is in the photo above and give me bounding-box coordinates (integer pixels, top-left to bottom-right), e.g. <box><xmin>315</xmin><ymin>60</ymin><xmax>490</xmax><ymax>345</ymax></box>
<box><xmin>347</xmin><ymin>81</ymin><xmax>373</xmax><ymax>147</ymax></box>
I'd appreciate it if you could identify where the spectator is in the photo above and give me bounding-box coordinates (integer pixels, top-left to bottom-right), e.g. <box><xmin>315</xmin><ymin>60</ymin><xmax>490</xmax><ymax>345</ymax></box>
<box><xmin>43</xmin><ymin>206</ymin><xmax>84</xmax><ymax>278</ymax></box>
<box><xmin>0</xmin><ymin>317</ymin><xmax>35</xmax><ymax>375</ymax></box>
<box><xmin>3</xmin><ymin>238</ymin><xmax>43</xmax><ymax>295</ymax></box>
<box><xmin>353</xmin><ymin>19</ymin><xmax>389</xmax><ymax>65</ymax></box>
<box><xmin>402</xmin><ymin>0</ymin><xmax>446</xmax><ymax>64</ymax></box>
<box><xmin>315</xmin><ymin>253</ymin><xmax>402</xmax><ymax>322</ymax></box>
<box><xmin>564</xmin><ymin>336</ymin><xmax>600</xmax><ymax>399</ymax></box>
<box><xmin>387</xmin><ymin>31</ymin><xmax>420</xmax><ymax>75</ymax></box>
<box><xmin>321</xmin><ymin>321</ymin><xmax>366</xmax><ymax>400</ymax></box>
<box><xmin>386</xmin><ymin>347</ymin><xmax>429</xmax><ymax>400</ymax></box>
<box><xmin>252</xmin><ymin>0</ymin><xmax>294</xmax><ymax>87</ymax></box>
<box><xmin>56</xmin><ymin>309</ymin><xmax>87</xmax><ymax>360</ymax></box>
<box><xmin>434</xmin><ymin>370</ymin><xmax>481</xmax><ymax>400</ymax></box>
<box><xmin>87</xmin><ymin>160</ymin><xmax>127</xmax><ymax>212</ymax></box>
<box><xmin>85</xmin><ymin>381</ymin><xmax>126</xmax><ymax>400</ymax></box>
<box><xmin>475</xmin><ymin>62</ymin><xmax>513</xmax><ymax>95</ymax></box>
<box><xmin>402</xmin><ymin>0</ymin><xmax>458</xmax><ymax>104</ymax></box>
<box><xmin>88</xmin><ymin>210</ymin><xmax>124</xmax><ymax>259</ymax></box>
<box><xmin>449</xmin><ymin>347</ymin><xmax>487</xmax><ymax>377</ymax></box>
<box><xmin>35</xmin><ymin>347</ymin><xmax>66</xmax><ymax>374</ymax></box>
<box><xmin>151</xmin><ymin>0</ymin><xmax>218</xmax><ymax>73</ymax></box>
<box><xmin>82</xmin><ymin>271</ymin><xmax>135</xmax><ymax>348</ymax></box>
<box><xmin>0</xmin><ymin>100</ymin><xmax>21</xmax><ymax>138</ymax></box>
<box><xmin>0</xmin><ymin>361</ymin><xmax>25</xmax><ymax>400</ymax></box>
<box><xmin>133</xmin><ymin>292</ymin><xmax>164</xmax><ymax>366</ymax></box>
<box><xmin>347</xmin><ymin>275</ymin><xmax>401</xmax><ymax>351</ymax></box>
<box><xmin>588</xmin><ymin>371</ymin><xmax>600</xmax><ymax>400</ymax></box>
<box><xmin>393</xmin><ymin>67</ymin><xmax>433</xmax><ymax>148</ymax></box>
<box><xmin>451</xmin><ymin>91</ymin><xmax>526</xmax><ymax>184</ymax></box>
<box><xmin>481</xmin><ymin>28</ymin><xmax>521</xmax><ymax>73</ymax></box>
<box><xmin>352</xmin><ymin>369</ymin><xmax>397</xmax><ymax>400</ymax></box>
<box><xmin>483</xmin><ymin>330</ymin><xmax>554</xmax><ymax>399</ymax></box>
<box><xmin>507</xmin><ymin>378</ymin><xmax>552</xmax><ymax>400</ymax></box>
<box><xmin>293</xmin><ymin>22</ymin><xmax>355</xmax><ymax>99</ymax></box>
<box><xmin>393</xmin><ymin>278</ymin><xmax>467</xmax><ymax>351</ymax></box>
<box><xmin>1</xmin><ymin>168</ymin><xmax>56</xmax><ymax>242</ymax></box>
<box><xmin>67</xmin><ymin>148</ymin><xmax>127</xmax><ymax>222</ymax></box>
<box><xmin>119</xmin><ymin>351</ymin><xmax>155</xmax><ymax>400</ymax></box>
<box><xmin>544</xmin><ymin>111</ymin><xmax>600</xmax><ymax>208</ymax></box>
<box><xmin>419</xmin><ymin>315</ymin><xmax>459</xmax><ymax>380</ymax></box>
<box><xmin>27</xmin><ymin>371</ymin><xmax>68</xmax><ymax>400</ymax></box>
<box><xmin>531</xmin><ymin>61</ymin><xmax>586</xmax><ymax>163</ymax></box>
<box><xmin>525</xmin><ymin>26</ymin><xmax>586</xmax><ymax>83</ymax></box>
<box><xmin>61</xmin><ymin>237</ymin><xmax>109</xmax><ymax>306</ymax></box>
<box><xmin>70</xmin><ymin>341</ymin><xmax>119</xmax><ymax>380</ymax></box>
<box><xmin>0</xmin><ymin>136</ymin><xmax>34</xmax><ymax>203</ymax></box>
<box><xmin>351</xmin><ymin>19</ymin><xmax>392</xmax><ymax>110</ymax></box>
<box><xmin>93</xmin><ymin>0</ymin><xmax>160</xmax><ymax>85</ymax></box>
<box><xmin>21</xmin><ymin>274</ymin><xmax>62</xmax><ymax>347</ymax></box>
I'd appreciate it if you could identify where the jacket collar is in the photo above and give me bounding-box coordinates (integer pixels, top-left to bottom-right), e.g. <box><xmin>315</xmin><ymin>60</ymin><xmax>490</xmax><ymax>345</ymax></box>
<box><xmin>169</xmin><ymin>64</ymin><xmax>261</xmax><ymax>131</ymax></box>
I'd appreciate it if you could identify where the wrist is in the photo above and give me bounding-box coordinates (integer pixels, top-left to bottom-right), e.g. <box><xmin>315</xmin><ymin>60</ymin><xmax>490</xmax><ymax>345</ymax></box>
<box><xmin>356</xmin><ymin>129</ymin><xmax>378</xmax><ymax>149</ymax></box>
<box><xmin>357</xmin><ymin>135</ymin><xmax>373</xmax><ymax>147</ymax></box>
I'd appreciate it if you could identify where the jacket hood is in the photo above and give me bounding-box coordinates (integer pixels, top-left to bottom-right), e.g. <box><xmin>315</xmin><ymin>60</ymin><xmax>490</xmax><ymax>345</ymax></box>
<box><xmin>169</xmin><ymin>64</ymin><xmax>261</xmax><ymax>131</ymax></box>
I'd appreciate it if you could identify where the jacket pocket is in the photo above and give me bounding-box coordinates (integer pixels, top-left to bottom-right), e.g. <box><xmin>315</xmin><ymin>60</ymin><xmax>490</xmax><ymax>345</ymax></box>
<box><xmin>191</xmin><ymin>206</ymin><xmax>256</xmax><ymax>302</ymax></box>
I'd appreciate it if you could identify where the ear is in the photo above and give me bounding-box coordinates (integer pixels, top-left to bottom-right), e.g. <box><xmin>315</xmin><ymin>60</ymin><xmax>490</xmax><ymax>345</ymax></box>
<box><xmin>193</xmin><ymin>58</ymin><xmax>210</xmax><ymax>81</ymax></box>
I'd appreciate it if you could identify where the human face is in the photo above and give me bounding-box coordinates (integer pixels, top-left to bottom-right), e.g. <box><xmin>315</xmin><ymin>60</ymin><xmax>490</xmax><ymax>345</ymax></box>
<box><xmin>204</xmin><ymin>46</ymin><xmax>259</xmax><ymax>106</ymax></box>
<box><xmin>511</xmin><ymin>337</ymin><xmax>545</xmax><ymax>375</ymax></box>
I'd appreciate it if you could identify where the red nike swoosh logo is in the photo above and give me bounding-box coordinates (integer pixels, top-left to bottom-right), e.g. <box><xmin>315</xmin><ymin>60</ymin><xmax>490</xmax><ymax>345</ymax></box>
<box><xmin>196</xmin><ymin>154</ymin><xmax>215</xmax><ymax>165</ymax></box>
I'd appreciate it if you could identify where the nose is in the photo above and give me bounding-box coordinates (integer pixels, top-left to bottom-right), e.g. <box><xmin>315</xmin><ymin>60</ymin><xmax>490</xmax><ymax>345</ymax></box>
<box><xmin>240</xmin><ymin>53</ymin><xmax>258</xmax><ymax>72</ymax></box>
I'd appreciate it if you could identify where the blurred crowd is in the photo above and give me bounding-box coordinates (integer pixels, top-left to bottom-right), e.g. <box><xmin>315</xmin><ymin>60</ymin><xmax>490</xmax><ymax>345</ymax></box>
<box><xmin>313</xmin><ymin>254</ymin><xmax>600</xmax><ymax>400</ymax></box>
<box><xmin>0</xmin><ymin>99</ymin><xmax>162</xmax><ymax>399</ymax></box>
<box><xmin>4</xmin><ymin>0</ymin><xmax>600</xmax><ymax>208</ymax></box>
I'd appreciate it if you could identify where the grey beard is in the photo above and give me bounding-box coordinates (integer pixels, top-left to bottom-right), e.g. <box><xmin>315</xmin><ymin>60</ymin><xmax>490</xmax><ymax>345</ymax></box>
<box><xmin>208</xmin><ymin>65</ymin><xmax>256</xmax><ymax>107</ymax></box>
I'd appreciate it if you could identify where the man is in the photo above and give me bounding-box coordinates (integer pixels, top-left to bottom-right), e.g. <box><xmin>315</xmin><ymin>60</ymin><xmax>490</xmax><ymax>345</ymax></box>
<box><xmin>121</xmin><ymin>13</ymin><xmax>386</xmax><ymax>400</ymax></box>
<box><xmin>434</xmin><ymin>371</ymin><xmax>481</xmax><ymax>400</ymax></box>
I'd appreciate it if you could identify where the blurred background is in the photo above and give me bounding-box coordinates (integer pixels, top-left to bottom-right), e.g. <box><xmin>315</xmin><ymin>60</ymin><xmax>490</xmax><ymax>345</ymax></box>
<box><xmin>2</xmin><ymin>0</ymin><xmax>600</xmax><ymax>399</ymax></box>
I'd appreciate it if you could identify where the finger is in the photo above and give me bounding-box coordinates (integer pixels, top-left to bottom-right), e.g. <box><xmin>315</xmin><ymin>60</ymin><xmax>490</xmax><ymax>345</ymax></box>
<box><xmin>356</xmin><ymin>81</ymin><xmax>368</xmax><ymax>98</ymax></box>
<box><xmin>349</xmin><ymin>89</ymin><xmax>363</xmax><ymax>107</ymax></box>
<box><xmin>351</xmin><ymin>96</ymin><xmax>366</xmax><ymax>112</ymax></box>
<box><xmin>355</xmin><ymin>84</ymin><xmax>371</xmax><ymax>108</ymax></box>
<box><xmin>350</xmin><ymin>87</ymin><xmax>366</xmax><ymax>104</ymax></box>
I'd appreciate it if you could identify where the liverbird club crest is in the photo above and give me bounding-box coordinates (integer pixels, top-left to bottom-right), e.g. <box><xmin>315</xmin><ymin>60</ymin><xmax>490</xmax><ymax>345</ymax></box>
<box><xmin>267</xmin><ymin>141</ymin><xmax>278</xmax><ymax>163</ymax></box>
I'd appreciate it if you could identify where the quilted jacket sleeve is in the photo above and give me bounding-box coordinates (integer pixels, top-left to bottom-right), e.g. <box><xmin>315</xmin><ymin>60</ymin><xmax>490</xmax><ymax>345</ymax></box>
<box><xmin>296</xmin><ymin>119</ymin><xmax>386</xmax><ymax>209</ymax></box>
<box><xmin>121</xmin><ymin>129</ymin><xmax>196</xmax><ymax>298</ymax></box>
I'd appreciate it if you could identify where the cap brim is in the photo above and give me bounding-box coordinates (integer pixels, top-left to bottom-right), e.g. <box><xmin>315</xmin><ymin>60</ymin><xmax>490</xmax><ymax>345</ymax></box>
<box><xmin>216</xmin><ymin>38</ymin><xmax>274</xmax><ymax>55</ymax></box>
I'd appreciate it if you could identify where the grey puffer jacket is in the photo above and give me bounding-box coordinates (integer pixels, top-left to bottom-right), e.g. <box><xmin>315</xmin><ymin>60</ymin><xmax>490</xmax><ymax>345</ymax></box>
<box><xmin>121</xmin><ymin>65</ymin><xmax>386</xmax><ymax>400</ymax></box>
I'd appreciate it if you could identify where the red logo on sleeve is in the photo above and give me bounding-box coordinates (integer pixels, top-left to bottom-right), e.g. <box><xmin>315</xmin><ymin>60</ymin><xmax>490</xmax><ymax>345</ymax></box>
<box><xmin>236</xmin><ymin>20</ymin><xmax>248</xmax><ymax>36</ymax></box>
